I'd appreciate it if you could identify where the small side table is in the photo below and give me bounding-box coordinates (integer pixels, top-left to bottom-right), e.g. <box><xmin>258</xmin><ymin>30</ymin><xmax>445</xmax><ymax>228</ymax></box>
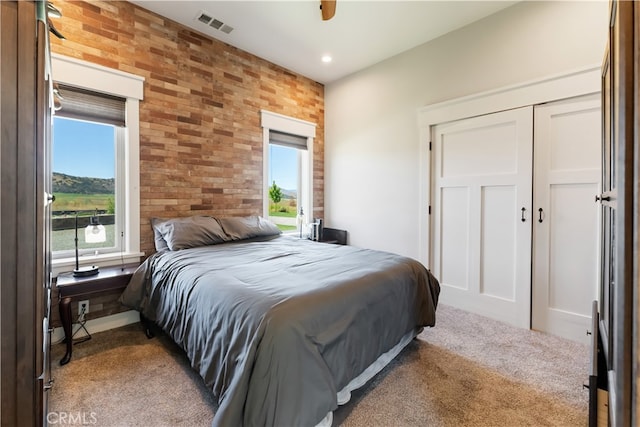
<box><xmin>55</xmin><ymin>263</ymin><xmax>138</xmax><ymax>365</ymax></box>
<box><xmin>320</xmin><ymin>227</ymin><xmax>347</xmax><ymax>245</ymax></box>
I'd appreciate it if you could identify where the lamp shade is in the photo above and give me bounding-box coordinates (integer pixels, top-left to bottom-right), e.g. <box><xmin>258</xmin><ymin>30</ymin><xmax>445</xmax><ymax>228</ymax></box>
<box><xmin>85</xmin><ymin>223</ymin><xmax>106</xmax><ymax>243</ymax></box>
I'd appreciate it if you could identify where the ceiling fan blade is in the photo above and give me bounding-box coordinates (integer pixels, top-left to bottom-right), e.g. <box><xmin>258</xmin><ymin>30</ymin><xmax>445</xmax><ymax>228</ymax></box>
<box><xmin>320</xmin><ymin>0</ymin><xmax>336</xmax><ymax>21</ymax></box>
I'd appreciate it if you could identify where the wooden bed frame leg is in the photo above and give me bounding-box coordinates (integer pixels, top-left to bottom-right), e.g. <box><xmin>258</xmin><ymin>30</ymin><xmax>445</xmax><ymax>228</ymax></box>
<box><xmin>139</xmin><ymin>313</ymin><xmax>155</xmax><ymax>339</ymax></box>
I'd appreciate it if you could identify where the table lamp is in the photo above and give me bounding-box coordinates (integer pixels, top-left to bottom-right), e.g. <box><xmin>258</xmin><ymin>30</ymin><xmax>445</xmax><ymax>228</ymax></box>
<box><xmin>73</xmin><ymin>210</ymin><xmax>106</xmax><ymax>277</ymax></box>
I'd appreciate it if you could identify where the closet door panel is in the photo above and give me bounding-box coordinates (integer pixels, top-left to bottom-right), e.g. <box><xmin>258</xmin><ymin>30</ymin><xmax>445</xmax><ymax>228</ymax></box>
<box><xmin>532</xmin><ymin>95</ymin><xmax>601</xmax><ymax>343</ymax></box>
<box><xmin>440</xmin><ymin>124</ymin><xmax>519</xmax><ymax>177</ymax></box>
<box><xmin>439</xmin><ymin>186</ymin><xmax>470</xmax><ymax>290</ymax></box>
<box><xmin>480</xmin><ymin>185</ymin><xmax>517</xmax><ymax>301</ymax></box>
<box><xmin>548</xmin><ymin>182</ymin><xmax>599</xmax><ymax>313</ymax></box>
<box><xmin>433</xmin><ymin>106</ymin><xmax>533</xmax><ymax>328</ymax></box>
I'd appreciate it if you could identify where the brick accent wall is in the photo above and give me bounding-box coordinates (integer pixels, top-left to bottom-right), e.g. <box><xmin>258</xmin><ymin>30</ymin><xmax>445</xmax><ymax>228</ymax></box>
<box><xmin>50</xmin><ymin>0</ymin><xmax>324</xmax><ymax>258</ymax></box>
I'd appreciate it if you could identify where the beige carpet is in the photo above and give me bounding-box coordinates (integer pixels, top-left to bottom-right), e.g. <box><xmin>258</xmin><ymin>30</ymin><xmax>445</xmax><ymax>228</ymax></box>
<box><xmin>49</xmin><ymin>304</ymin><xmax>588</xmax><ymax>426</ymax></box>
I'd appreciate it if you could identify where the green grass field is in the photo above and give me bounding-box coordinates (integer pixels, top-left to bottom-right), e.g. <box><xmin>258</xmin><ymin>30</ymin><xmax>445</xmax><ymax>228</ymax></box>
<box><xmin>269</xmin><ymin>200</ymin><xmax>298</xmax><ymax>218</ymax></box>
<box><xmin>53</xmin><ymin>193</ymin><xmax>113</xmax><ymax>213</ymax></box>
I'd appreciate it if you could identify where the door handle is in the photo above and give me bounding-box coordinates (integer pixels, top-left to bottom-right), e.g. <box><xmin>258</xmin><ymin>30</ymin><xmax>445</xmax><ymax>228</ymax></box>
<box><xmin>45</xmin><ymin>192</ymin><xmax>55</xmax><ymax>206</ymax></box>
<box><xmin>538</xmin><ymin>208</ymin><xmax>544</xmax><ymax>223</ymax></box>
<box><xmin>595</xmin><ymin>194</ymin><xmax>611</xmax><ymax>202</ymax></box>
<box><xmin>521</xmin><ymin>207</ymin><xmax>526</xmax><ymax>222</ymax></box>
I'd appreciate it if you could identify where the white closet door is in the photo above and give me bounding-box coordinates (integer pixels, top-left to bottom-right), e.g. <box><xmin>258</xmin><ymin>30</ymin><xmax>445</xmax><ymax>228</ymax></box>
<box><xmin>532</xmin><ymin>95</ymin><xmax>601</xmax><ymax>343</ymax></box>
<box><xmin>432</xmin><ymin>107</ymin><xmax>533</xmax><ymax>328</ymax></box>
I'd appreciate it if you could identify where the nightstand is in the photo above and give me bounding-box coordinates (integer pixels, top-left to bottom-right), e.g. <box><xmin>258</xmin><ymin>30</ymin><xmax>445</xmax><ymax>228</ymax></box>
<box><xmin>55</xmin><ymin>263</ymin><xmax>138</xmax><ymax>365</ymax></box>
<box><xmin>319</xmin><ymin>227</ymin><xmax>347</xmax><ymax>245</ymax></box>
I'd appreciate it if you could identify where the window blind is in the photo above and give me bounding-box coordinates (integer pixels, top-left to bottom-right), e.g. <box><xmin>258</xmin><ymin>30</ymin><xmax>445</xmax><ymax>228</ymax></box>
<box><xmin>269</xmin><ymin>130</ymin><xmax>307</xmax><ymax>150</ymax></box>
<box><xmin>55</xmin><ymin>83</ymin><xmax>126</xmax><ymax>127</ymax></box>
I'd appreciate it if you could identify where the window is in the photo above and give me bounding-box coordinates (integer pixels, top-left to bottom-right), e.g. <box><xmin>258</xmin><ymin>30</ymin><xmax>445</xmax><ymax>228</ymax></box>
<box><xmin>261</xmin><ymin>111</ymin><xmax>316</xmax><ymax>234</ymax></box>
<box><xmin>51</xmin><ymin>54</ymin><xmax>144</xmax><ymax>273</ymax></box>
<box><xmin>52</xmin><ymin>84</ymin><xmax>125</xmax><ymax>257</ymax></box>
<box><xmin>268</xmin><ymin>131</ymin><xmax>308</xmax><ymax>231</ymax></box>
<box><xmin>51</xmin><ymin>113</ymin><xmax>123</xmax><ymax>255</ymax></box>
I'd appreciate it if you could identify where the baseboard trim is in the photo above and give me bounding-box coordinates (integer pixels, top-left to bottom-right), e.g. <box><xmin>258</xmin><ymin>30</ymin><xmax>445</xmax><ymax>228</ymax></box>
<box><xmin>51</xmin><ymin>310</ymin><xmax>140</xmax><ymax>343</ymax></box>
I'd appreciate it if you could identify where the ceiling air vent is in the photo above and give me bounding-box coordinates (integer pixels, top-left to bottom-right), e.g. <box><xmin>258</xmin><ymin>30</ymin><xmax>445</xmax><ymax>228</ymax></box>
<box><xmin>195</xmin><ymin>11</ymin><xmax>234</xmax><ymax>35</ymax></box>
<box><xmin>197</xmin><ymin>13</ymin><xmax>212</xmax><ymax>24</ymax></box>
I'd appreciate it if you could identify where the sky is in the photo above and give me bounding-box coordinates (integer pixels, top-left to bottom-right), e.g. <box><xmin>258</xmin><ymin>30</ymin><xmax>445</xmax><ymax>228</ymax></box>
<box><xmin>269</xmin><ymin>144</ymin><xmax>297</xmax><ymax>191</ymax></box>
<box><xmin>52</xmin><ymin>116</ymin><xmax>115</xmax><ymax>179</ymax></box>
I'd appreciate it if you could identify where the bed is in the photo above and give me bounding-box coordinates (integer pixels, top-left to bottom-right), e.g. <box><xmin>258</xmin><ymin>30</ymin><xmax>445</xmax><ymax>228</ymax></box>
<box><xmin>120</xmin><ymin>215</ymin><xmax>440</xmax><ymax>426</ymax></box>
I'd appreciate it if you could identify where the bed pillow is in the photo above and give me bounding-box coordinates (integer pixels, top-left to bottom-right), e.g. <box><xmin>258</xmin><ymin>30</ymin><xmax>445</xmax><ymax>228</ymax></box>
<box><xmin>217</xmin><ymin>215</ymin><xmax>281</xmax><ymax>240</ymax></box>
<box><xmin>150</xmin><ymin>217</ymin><xmax>170</xmax><ymax>252</ymax></box>
<box><xmin>151</xmin><ymin>216</ymin><xmax>228</xmax><ymax>251</ymax></box>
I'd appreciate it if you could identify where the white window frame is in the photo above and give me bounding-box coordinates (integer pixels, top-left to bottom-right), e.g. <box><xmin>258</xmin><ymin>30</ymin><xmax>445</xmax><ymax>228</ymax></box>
<box><xmin>51</xmin><ymin>54</ymin><xmax>144</xmax><ymax>275</ymax></box>
<box><xmin>261</xmin><ymin>110</ymin><xmax>316</xmax><ymax>232</ymax></box>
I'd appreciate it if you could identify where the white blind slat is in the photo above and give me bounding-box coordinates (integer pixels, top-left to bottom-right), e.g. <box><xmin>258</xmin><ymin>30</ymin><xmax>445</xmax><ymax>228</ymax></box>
<box><xmin>269</xmin><ymin>130</ymin><xmax>307</xmax><ymax>150</ymax></box>
<box><xmin>55</xmin><ymin>83</ymin><xmax>125</xmax><ymax>127</ymax></box>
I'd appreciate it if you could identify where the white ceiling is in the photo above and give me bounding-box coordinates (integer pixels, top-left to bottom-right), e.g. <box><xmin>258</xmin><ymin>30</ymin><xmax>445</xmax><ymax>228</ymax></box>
<box><xmin>129</xmin><ymin>1</ymin><xmax>518</xmax><ymax>84</ymax></box>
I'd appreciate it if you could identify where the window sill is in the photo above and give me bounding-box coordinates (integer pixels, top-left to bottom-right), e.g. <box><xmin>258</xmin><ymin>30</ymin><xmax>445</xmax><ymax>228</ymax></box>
<box><xmin>52</xmin><ymin>251</ymin><xmax>145</xmax><ymax>278</ymax></box>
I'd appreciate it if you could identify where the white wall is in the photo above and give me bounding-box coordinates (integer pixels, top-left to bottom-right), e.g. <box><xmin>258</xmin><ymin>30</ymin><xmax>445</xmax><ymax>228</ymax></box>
<box><xmin>324</xmin><ymin>0</ymin><xmax>608</xmax><ymax>260</ymax></box>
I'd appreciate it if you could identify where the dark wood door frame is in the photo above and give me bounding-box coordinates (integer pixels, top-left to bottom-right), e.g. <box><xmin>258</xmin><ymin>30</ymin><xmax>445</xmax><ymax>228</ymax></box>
<box><xmin>611</xmin><ymin>1</ymin><xmax>634</xmax><ymax>426</ymax></box>
<box><xmin>599</xmin><ymin>1</ymin><xmax>638</xmax><ymax>426</ymax></box>
<box><xmin>1</xmin><ymin>1</ymin><xmax>48</xmax><ymax>425</ymax></box>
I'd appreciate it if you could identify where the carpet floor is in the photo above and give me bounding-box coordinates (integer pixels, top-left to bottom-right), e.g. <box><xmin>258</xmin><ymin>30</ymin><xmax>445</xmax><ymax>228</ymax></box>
<box><xmin>49</xmin><ymin>304</ymin><xmax>588</xmax><ymax>426</ymax></box>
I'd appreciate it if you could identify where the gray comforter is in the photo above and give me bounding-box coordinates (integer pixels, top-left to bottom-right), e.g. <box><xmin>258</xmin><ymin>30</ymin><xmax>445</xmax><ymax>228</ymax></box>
<box><xmin>120</xmin><ymin>235</ymin><xmax>440</xmax><ymax>427</ymax></box>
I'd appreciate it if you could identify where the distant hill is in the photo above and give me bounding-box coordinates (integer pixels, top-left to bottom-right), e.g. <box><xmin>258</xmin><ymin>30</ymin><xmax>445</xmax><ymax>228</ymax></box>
<box><xmin>281</xmin><ymin>189</ymin><xmax>297</xmax><ymax>199</ymax></box>
<box><xmin>53</xmin><ymin>172</ymin><xmax>114</xmax><ymax>194</ymax></box>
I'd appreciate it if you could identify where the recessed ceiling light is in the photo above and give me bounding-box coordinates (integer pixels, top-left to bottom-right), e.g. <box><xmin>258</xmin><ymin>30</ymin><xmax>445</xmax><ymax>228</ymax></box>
<box><xmin>321</xmin><ymin>55</ymin><xmax>332</xmax><ymax>63</ymax></box>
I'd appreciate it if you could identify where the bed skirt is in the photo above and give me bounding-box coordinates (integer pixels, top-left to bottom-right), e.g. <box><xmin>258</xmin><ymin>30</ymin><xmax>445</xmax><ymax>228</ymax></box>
<box><xmin>316</xmin><ymin>326</ymin><xmax>423</xmax><ymax>427</ymax></box>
